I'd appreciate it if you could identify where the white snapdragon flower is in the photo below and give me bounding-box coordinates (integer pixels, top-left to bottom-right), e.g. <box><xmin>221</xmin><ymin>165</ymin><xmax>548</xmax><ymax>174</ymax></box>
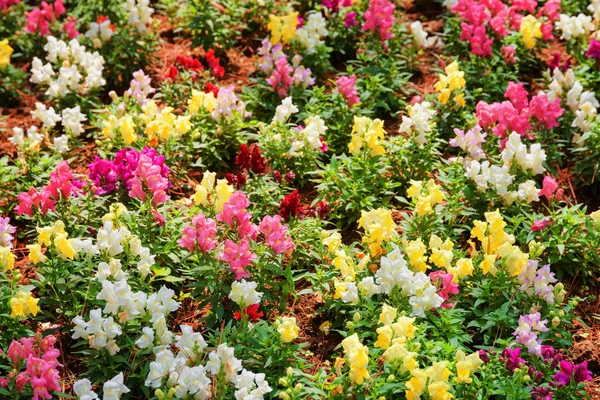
<box><xmin>303</xmin><ymin>115</ymin><xmax>327</xmax><ymax>150</ymax></box>
<box><xmin>32</xmin><ymin>102</ymin><xmax>61</xmax><ymax>128</ymax></box>
<box><xmin>229</xmin><ymin>280</ymin><xmax>263</xmax><ymax>308</ymax></box>
<box><xmin>73</xmin><ymin>379</ymin><xmax>99</xmax><ymax>400</ymax></box>
<box><xmin>273</xmin><ymin>96</ymin><xmax>298</xmax><ymax>122</ymax></box>
<box><xmin>85</xmin><ymin>19</ymin><xmax>115</xmax><ymax>42</ymax></box>
<box><xmin>175</xmin><ymin>325</ymin><xmax>208</xmax><ymax>356</ymax></box>
<box><xmin>399</xmin><ymin>101</ymin><xmax>436</xmax><ymax>145</ymax></box>
<box><xmin>340</xmin><ymin>282</ymin><xmax>359</xmax><ymax>304</ymax></box>
<box><xmin>124</xmin><ymin>0</ymin><xmax>154</xmax><ymax>33</ymax></box>
<box><xmin>135</xmin><ymin>327</ymin><xmax>155</xmax><ymax>349</ymax></box>
<box><xmin>53</xmin><ymin>135</ymin><xmax>69</xmax><ymax>153</ymax></box>
<box><xmin>62</xmin><ymin>106</ymin><xmax>87</xmax><ymax>136</ymax></box>
<box><xmin>30</xmin><ymin>57</ymin><xmax>55</xmax><ymax>84</ymax></box>
<box><xmin>102</xmin><ymin>373</ymin><xmax>130</xmax><ymax>400</ymax></box>
<box><xmin>294</xmin><ymin>12</ymin><xmax>327</xmax><ymax>54</ymax></box>
<box><xmin>555</xmin><ymin>13</ymin><xmax>595</xmax><ymax>40</ymax></box>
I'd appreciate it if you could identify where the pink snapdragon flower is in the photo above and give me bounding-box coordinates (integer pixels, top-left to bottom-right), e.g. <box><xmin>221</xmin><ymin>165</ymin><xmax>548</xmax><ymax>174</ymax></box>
<box><xmin>128</xmin><ymin>154</ymin><xmax>170</xmax><ymax>207</ymax></box>
<box><xmin>258</xmin><ymin>215</ymin><xmax>295</xmax><ymax>256</ymax></box>
<box><xmin>16</xmin><ymin>161</ymin><xmax>82</xmax><ymax>217</ymax></box>
<box><xmin>216</xmin><ymin>191</ymin><xmax>257</xmax><ymax>239</ymax></box>
<box><xmin>178</xmin><ymin>212</ymin><xmax>218</xmax><ymax>253</ymax></box>
<box><xmin>0</xmin><ymin>0</ymin><xmax>20</xmax><ymax>10</ymax></box>
<box><xmin>266</xmin><ymin>57</ymin><xmax>295</xmax><ymax>98</ymax></box>
<box><xmin>362</xmin><ymin>0</ymin><xmax>396</xmax><ymax>46</ymax></box>
<box><xmin>25</xmin><ymin>0</ymin><xmax>66</xmax><ymax>35</ymax></box>
<box><xmin>538</xmin><ymin>176</ymin><xmax>558</xmax><ymax>200</ymax></box>
<box><xmin>531</xmin><ymin>218</ymin><xmax>552</xmax><ymax>232</ymax></box>
<box><xmin>429</xmin><ymin>270</ymin><xmax>459</xmax><ymax>308</ymax></box>
<box><xmin>219</xmin><ymin>238</ymin><xmax>257</xmax><ymax>280</ymax></box>
<box><xmin>62</xmin><ymin>16</ymin><xmax>79</xmax><ymax>39</ymax></box>
<box><xmin>336</xmin><ymin>75</ymin><xmax>360</xmax><ymax>107</ymax></box>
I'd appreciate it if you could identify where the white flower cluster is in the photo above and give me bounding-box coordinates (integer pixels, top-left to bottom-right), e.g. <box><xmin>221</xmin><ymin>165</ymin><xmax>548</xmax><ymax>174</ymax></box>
<box><xmin>30</xmin><ymin>36</ymin><xmax>105</xmax><ymax>98</ymax></box>
<box><xmin>72</xmin><ymin>285</ymin><xmax>180</xmax><ymax>354</ymax></box>
<box><xmin>464</xmin><ymin>159</ymin><xmax>513</xmax><ymax>194</ymax></box>
<box><xmin>10</xmin><ymin>126</ymin><xmax>43</xmax><ymax>152</ymax></box>
<box><xmin>85</xmin><ymin>19</ymin><xmax>115</xmax><ymax>48</ymax></box>
<box><xmin>501</xmin><ymin>132</ymin><xmax>546</xmax><ymax>175</ymax></box>
<box><xmin>589</xmin><ymin>0</ymin><xmax>600</xmax><ymax>21</ymax></box>
<box><xmin>399</xmin><ymin>101</ymin><xmax>436</xmax><ymax>145</ymax></box>
<box><xmin>272</xmin><ymin>96</ymin><xmax>299</xmax><ymax>123</ymax></box>
<box><xmin>229</xmin><ymin>280</ymin><xmax>263</xmax><ymax>308</ymax></box>
<box><xmin>96</xmin><ymin>219</ymin><xmax>155</xmax><ymax>278</ymax></box>
<box><xmin>294</xmin><ymin>12</ymin><xmax>328</xmax><ymax>54</ymax></box>
<box><xmin>548</xmin><ymin>68</ymin><xmax>598</xmax><ymax>136</ymax></box>
<box><xmin>74</xmin><ymin>373</ymin><xmax>130</xmax><ymax>400</ymax></box>
<box><xmin>146</xmin><ymin>339</ymin><xmax>272</xmax><ymax>400</ymax></box>
<box><xmin>358</xmin><ymin>249</ymin><xmax>444</xmax><ymax>318</ymax></box>
<box><xmin>409</xmin><ymin>21</ymin><xmax>443</xmax><ymax>48</ymax></box>
<box><xmin>124</xmin><ymin>0</ymin><xmax>154</xmax><ymax>34</ymax></box>
<box><xmin>288</xmin><ymin>115</ymin><xmax>327</xmax><ymax>155</ymax></box>
<box><xmin>462</xmin><ymin>132</ymin><xmax>545</xmax><ymax>204</ymax></box>
<box><xmin>555</xmin><ymin>13</ymin><xmax>595</xmax><ymax>40</ymax></box>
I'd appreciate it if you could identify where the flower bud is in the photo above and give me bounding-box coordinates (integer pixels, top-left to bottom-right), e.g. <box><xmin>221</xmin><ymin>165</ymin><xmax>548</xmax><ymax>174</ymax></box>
<box><xmin>552</xmin><ymin>316</ymin><xmax>560</xmax><ymax>328</ymax></box>
<box><xmin>353</xmin><ymin>312</ymin><xmax>361</xmax><ymax>323</ymax></box>
<box><xmin>279</xmin><ymin>378</ymin><xmax>289</xmax><ymax>387</ymax></box>
<box><xmin>286</xmin><ymin>367</ymin><xmax>294</xmax><ymax>377</ymax></box>
<box><xmin>278</xmin><ymin>393</ymin><xmax>291</xmax><ymax>400</ymax></box>
<box><xmin>13</xmin><ymin>273</ymin><xmax>22</xmax><ymax>282</ymax></box>
<box><xmin>523</xmin><ymin>375</ymin><xmax>531</xmax><ymax>383</ymax></box>
<box><xmin>155</xmin><ymin>389</ymin><xmax>164</xmax><ymax>400</ymax></box>
<box><xmin>346</xmin><ymin>321</ymin><xmax>355</xmax><ymax>330</ymax></box>
<box><xmin>167</xmin><ymin>388</ymin><xmax>176</xmax><ymax>399</ymax></box>
<box><xmin>293</xmin><ymin>383</ymin><xmax>303</xmax><ymax>393</ymax></box>
<box><xmin>387</xmin><ymin>374</ymin><xmax>395</xmax><ymax>383</ymax></box>
<box><xmin>558</xmin><ymin>310</ymin><xmax>565</xmax><ymax>318</ymax></box>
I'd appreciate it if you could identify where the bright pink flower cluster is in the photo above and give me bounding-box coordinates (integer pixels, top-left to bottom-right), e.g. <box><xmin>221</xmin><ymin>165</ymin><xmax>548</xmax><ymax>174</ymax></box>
<box><xmin>88</xmin><ymin>147</ymin><xmax>170</xmax><ymax>195</ymax></box>
<box><xmin>476</xmin><ymin>82</ymin><xmax>563</xmax><ymax>141</ymax></box>
<box><xmin>16</xmin><ymin>161</ymin><xmax>83</xmax><ymax>217</ymax></box>
<box><xmin>129</xmin><ymin>154</ymin><xmax>170</xmax><ymax>207</ymax></box>
<box><xmin>220</xmin><ymin>238</ymin><xmax>257</xmax><ymax>280</ymax></box>
<box><xmin>362</xmin><ymin>0</ymin><xmax>396</xmax><ymax>46</ymax></box>
<box><xmin>217</xmin><ymin>191</ymin><xmax>258</xmax><ymax>238</ymax></box>
<box><xmin>25</xmin><ymin>0</ymin><xmax>66</xmax><ymax>36</ymax></box>
<box><xmin>4</xmin><ymin>334</ymin><xmax>61</xmax><ymax>400</ymax></box>
<box><xmin>0</xmin><ymin>0</ymin><xmax>19</xmax><ymax>10</ymax></box>
<box><xmin>62</xmin><ymin>16</ymin><xmax>79</xmax><ymax>39</ymax></box>
<box><xmin>336</xmin><ymin>75</ymin><xmax>360</xmax><ymax>108</ymax></box>
<box><xmin>267</xmin><ymin>58</ymin><xmax>295</xmax><ymax>98</ymax></box>
<box><xmin>258</xmin><ymin>215</ymin><xmax>295</xmax><ymax>256</ymax></box>
<box><xmin>451</xmin><ymin>0</ymin><xmax>559</xmax><ymax>57</ymax></box>
<box><xmin>538</xmin><ymin>176</ymin><xmax>558</xmax><ymax>200</ymax></box>
<box><xmin>322</xmin><ymin>0</ymin><xmax>352</xmax><ymax>12</ymax></box>
<box><xmin>178</xmin><ymin>211</ymin><xmax>218</xmax><ymax>253</ymax></box>
<box><xmin>429</xmin><ymin>271</ymin><xmax>459</xmax><ymax>308</ymax></box>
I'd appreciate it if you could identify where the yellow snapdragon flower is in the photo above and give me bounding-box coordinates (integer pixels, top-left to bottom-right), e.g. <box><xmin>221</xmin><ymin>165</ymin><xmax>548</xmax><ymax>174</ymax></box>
<box><xmin>332</xmin><ymin>249</ymin><xmax>355</xmax><ymax>280</ymax></box>
<box><xmin>27</xmin><ymin>244</ymin><xmax>46</xmax><ymax>265</ymax></box>
<box><xmin>358</xmin><ymin>208</ymin><xmax>396</xmax><ymax>256</ymax></box>
<box><xmin>0</xmin><ymin>39</ymin><xmax>14</xmax><ymax>69</ymax></box>
<box><xmin>120</xmin><ymin>115</ymin><xmax>137</xmax><ymax>145</ymax></box>
<box><xmin>188</xmin><ymin>90</ymin><xmax>216</xmax><ymax>114</ymax></box>
<box><xmin>0</xmin><ymin>246</ymin><xmax>15</xmax><ymax>271</ymax></box>
<box><xmin>341</xmin><ymin>333</ymin><xmax>370</xmax><ymax>385</ymax></box>
<box><xmin>406</xmin><ymin>369</ymin><xmax>427</xmax><ymax>400</ymax></box>
<box><xmin>379</xmin><ymin>304</ymin><xmax>397</xmax><ymax>325</ymax></box>
<box><xmin>54</xmin><ymin>233</ymin><xmax>76</xmax><ymax>260</ymax></box>
<box><xmin>276</xmin><ymin>316</ymin><xmax>299</xmax><ymax>342</ymax></box>
<box><xmin>403</xmin><ymin>238</ymin><xmax>428</xmax><ymax>272</ymax></box>
<box><xmin>434</xmin><ymin>61</ymin><xmax>465</xmax><ymax>106</ymax></box>
<box><xmin>520</xmin><ymin>15</ymin><xmax>542</xmax><ymax>50</ymax></box>
<box><xmin>214</xmin><ymin>179</ymin><xmax>234</xmax><ymax>212</ymax></box>
<box><xmin>10</xmin><ymin>291</ymin><xmax>39</xmax><ymax>319</ymax></box>
<box><xmin>455</xmin><ymin>350</ymin><xmax>483</xmax><ymax>384</ymax></box>
<box><xmin>322</xmin><ymin>230</ymin><xmax>342</xmax><ymax>253</ymax></box>
<box><xmin>349</xmin><ymin>116</ymin><xmax>386</xmax><ymax>156</ymax></box>
<box><xmin>268</xmin><ymin>12</ymin><xmax>299</xmax><ymax>45</ymax></box>
<box><xmin>408</xmin><ymin>179</ymin><xmax>445</xmax><ymax>217</ymax></box>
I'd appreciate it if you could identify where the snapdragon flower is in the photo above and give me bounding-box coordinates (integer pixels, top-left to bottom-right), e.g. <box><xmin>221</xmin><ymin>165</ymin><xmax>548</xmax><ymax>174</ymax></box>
<box><xmin>362</xmin><ymin>0</ymin><xmax>396</xmax><ymax>46</ymax></box>
<box><xmin>124</xmin><ymin>0</ymin><xmax>154</xmax><ymax>34</ymax></box>
<box><xmin>272</xmin><ymin>96</ymin><xmax>299</xmax><ymax>122</ymax></box>
<box><xmin>555</xmin><ymin>13</ymin><xmax>594</xmax><ymax>40</ymax></box>
<box><xmin>336</xmin><ymin>75</ymin><xmax>360</xmax><ymax>108</ymax></box>
<box><xmin>229</xmin><ymin>280</ymin><xmax>263</xmax><ymax>308</ymax></box>
<box><xmin>294</xmin><ymin>12</ymin><xmax>327</xmax><ymax>54</ymax></box>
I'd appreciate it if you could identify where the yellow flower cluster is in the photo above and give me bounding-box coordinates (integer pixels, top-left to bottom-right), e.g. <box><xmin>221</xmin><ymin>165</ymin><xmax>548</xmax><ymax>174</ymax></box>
<box><xmin>375</xmin><ymin>305</ymin><xmax>418</xmax><ymax>352</ymax></box>
<box><xmin>0</xmin><ymin>246</ymin><xmax>15</xmax><ymax>271</ymax></box>
<box><xmin>190</xmin><ymin>171</ymin><xmax>234</xmax><ymax>213</ymax></box>
<box><xmin>341</xmin><ymin>333</ymin><xmax>370</xmax><ymax>385</ymax></box>
<box><xmin>407</xmin><ymin>179</ymin><xmax>445</xmax><ymax>216</ymax></box>
<box><xmin>348</xmin><ymin>116</ymin><xmax>386</xmax><ymax>156</ymax></box>
<box><xmin>102</xmin><ymin>100</ymin><xmax>191</xmax><ymax>145</ymax></box>
<box><xmin>276</xmin><ymin>316</ymin><xmax>299</xmax><ymax>342</ymax></box>
<box><xmin>358</xmin><ymin>208</ymin><xmax>396</xmax><ymax>256</ymax></box>
<box><xmin>37</xmin><ymin>220</ymin><xmax>76</xmax><ymax>260</ymax></box>
<box><xmin>520</xmin><ymin>15</ymin><xmax>542</xmax><ymax>50</ymax></box>
<box><xmin>407</xmin><ymin>361</ymin><xmax>453</xmax><ymax>400</ymax></box>
<box><xmin>434</xmin><ymin>61</ymin><xmax>466</xmax><ymax>106</ymax></box>
<box><xmin>403</xmin><ymin>238</ymin><xmax>428</xmax><ymax>272</ymax></box>
<box><xmin>268</xmin><ymin>12</ymin><xmax>299</xmax><ymax>45</ymax></box>
<box><xmin>470</xmin><ymin>210</ymin><xmax>528</xmax><ymax>276</ymax></box>
<box><xmin>429</xmin><ymin>235</ymin><xmax>454</xmax><ymax>270</ymax></box>
<box><xmin>455</xmin><ymin>350</ymin><xmax>483</xmax><ymax>384</ymax></box>
<box><xmin>142</xmin><ymin>100</ymin><xmax>191</xmax><ymax>143</ymax></box>
<box><xmin>0</xmin><ymin>39</ymin><xmax>13</xmax><ymax>69</ymax></box>
<box><xmin>26</xmin><ymin>244</ymin><xmax>47</xmax><ymax>265</ymax></box>
<box><xmin>10</xmin><ymin>291</ymin><xmax>39</xmax><ymax>319</ymax></box>
<box><xmin>188</xmin><ymin>90</ymin><xmax>217</xmax><ymax>114</ymax></box>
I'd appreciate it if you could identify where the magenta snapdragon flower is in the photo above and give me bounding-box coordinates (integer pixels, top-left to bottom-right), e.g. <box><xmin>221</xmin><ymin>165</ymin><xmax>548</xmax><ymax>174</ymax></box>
<box><xmin>178</xmin><ymin>212</ymin><xmax>218</xmax><ymax>253</ymax></box>
<box><xmin>336</xmin><ymin>75</ymin><xmax>360</xmax><ymax>108</ymax></box>
<box><xmin>219</xmin><ymin>238</ymin><xmax>257</xmax><ymax>280</ymax></box>
<box><xmin>362</xmin><ymin>0</ymin><xmax>396</xmax><ymax>46</ymax></box>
